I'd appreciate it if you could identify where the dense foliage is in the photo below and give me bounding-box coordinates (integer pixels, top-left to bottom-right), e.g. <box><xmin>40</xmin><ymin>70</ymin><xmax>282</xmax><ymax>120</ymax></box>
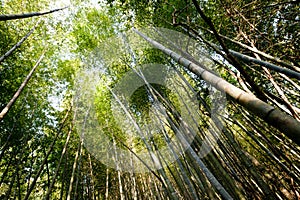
<box><xmin>0</xmin><ymin>0</ymin><xmax>299</xmax><ymax>199</ymax></box>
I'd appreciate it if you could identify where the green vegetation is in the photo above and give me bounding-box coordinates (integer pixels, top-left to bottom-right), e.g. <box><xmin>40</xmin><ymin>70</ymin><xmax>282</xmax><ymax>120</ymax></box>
<box><xmin>0</xmin><ymin>0</ymin><xmax>299</xmax><ymax>199</ymax></box>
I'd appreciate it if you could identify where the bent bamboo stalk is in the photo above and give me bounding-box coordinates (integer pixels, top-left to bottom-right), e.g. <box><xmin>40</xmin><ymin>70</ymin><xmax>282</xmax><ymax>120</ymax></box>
<box><xmin>133</xmin><ymin>28</ymin><xmax>300</xmax><ymax>146</ymax></box>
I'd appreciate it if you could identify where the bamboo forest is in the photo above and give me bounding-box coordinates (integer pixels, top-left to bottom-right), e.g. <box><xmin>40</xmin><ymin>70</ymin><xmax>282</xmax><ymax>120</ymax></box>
<box><xmin>1</xmin><ymin>0</ymin><xmax>300</xmax><ymax>199</ymax></box>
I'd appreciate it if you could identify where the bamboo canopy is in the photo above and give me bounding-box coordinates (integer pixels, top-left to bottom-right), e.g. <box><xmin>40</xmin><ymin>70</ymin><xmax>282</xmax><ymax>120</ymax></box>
<box><xmin>1</xmin><ymin>1</ymin><xmax>299</xmax><ymax>199</ymax></box>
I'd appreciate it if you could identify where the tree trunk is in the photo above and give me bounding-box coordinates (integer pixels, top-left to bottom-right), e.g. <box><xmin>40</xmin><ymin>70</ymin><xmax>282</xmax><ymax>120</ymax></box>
<box><xmin>66</xmin><ymin>140</ymin><xmax>82</xmax><ymax>200</ymax></box>
<box><xmin>0</xmin><ymin>52</ymin><xmax>45</xmax><ymax>121</ymax></box>
<box><xmin>44</xmin><ymin>125</ymin><xmax>73</xmax><ymax>200</ymax></box>
<box><xmin>0</xmin><ymin>20</ymin><xmax>41</xmax><ymax>63</ymax></box>
<box><xmin>0</xmin><ymin>6</ymin><xmax>68</xmax><ymax>21</ymax></box>
<box><xmin>133</xmin><ymin>28</ymin><xmax>300</xmax><ymax>145</ymax></box>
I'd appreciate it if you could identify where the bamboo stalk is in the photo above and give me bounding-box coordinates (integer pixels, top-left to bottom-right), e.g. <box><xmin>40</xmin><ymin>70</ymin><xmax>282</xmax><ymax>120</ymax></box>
<box><xmin>0</xmin><ymin>52</ymin><xmax>45</xmax><ymax>121</ymax></box>
<box><xmin>0</xmin><ymin>6</ymin><xmax>68</xmax><ymax>21</ymax></box>
<box><xmin>0</xmin><ymin>20</ymin><xmax>41</xmax><ymax>63</ymax></box>
<box><xmin>133</xmin><ymin>28</ymin><xmax>300</xmax><ymax>145</ymax></box>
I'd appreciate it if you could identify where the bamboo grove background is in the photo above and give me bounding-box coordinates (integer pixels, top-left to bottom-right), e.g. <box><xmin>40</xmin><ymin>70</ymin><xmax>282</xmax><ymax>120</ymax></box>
<box><xmin>0</xmin><ymin>0</ymin><xmax>299</xmax><ymax>199</ymax></box>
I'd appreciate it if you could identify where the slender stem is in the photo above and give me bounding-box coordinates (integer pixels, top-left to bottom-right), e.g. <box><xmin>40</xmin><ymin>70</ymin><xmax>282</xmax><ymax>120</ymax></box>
<box><xmin>0</xmin><ymin>6</ymin><xmax>68</xmax><ymax>21</ymax></box>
